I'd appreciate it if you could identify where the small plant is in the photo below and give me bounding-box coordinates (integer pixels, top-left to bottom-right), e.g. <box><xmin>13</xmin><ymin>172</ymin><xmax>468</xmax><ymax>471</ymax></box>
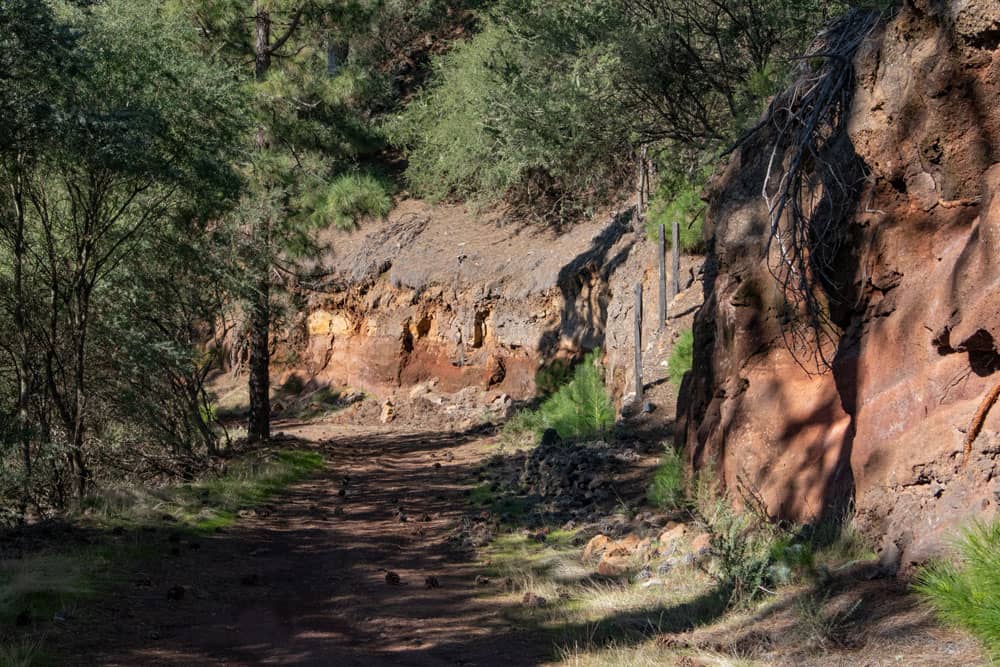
<box><xmin>502</xmin><ymin>351</ymin><xmax>614</xmax><ymax>444</ymax></box>
<box><xmin>0</xmin><ymin>637</ymin><xmax>46</xmax><ymax>667</ymax></box>
<box><xmin>281</xmin><ymin>374</ymin><xmax>306</xmax><ymax>395</ymax></box>
<box><xmin>692</xmin><ymin>470</ymin><xmax>790</xmax><ymax>607</ymax></box>
<box><xmin>914</xmin><ymin>519</ymin><xmax>1000</xmax><ymax>661</ymax></box>
<box><xmin>668</xmin><ymin>330</ymin><xmax>694</xmax><ymax>386</ymax></box>
<box><xmin>647</xmin><ymin>446</ymin><xmax>686</xmax><ymax>510</ymax></box>
<box><xmin>795</xmin><ymin>592</ymin><xmax>861</xmax><ymax>652</ymax></box>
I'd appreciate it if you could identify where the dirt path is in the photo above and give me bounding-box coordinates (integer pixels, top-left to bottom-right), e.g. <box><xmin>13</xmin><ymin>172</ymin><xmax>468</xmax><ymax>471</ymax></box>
<box><xmin>52</xmin><ymin>423</ymin><xmax>551</xmax><ymax>666</ymax></box>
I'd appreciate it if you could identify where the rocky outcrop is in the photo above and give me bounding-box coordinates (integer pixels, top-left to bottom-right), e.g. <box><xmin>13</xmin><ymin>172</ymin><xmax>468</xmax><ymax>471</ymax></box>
<box><xmin>273</xmin><ymin>200</ymin><xmax>641</xmax><ymax>401</ymax></box>
<box><xmin>679</xmin><ymin>0</ymin><xmax>1000</xmax><ymax>571</ymax></box>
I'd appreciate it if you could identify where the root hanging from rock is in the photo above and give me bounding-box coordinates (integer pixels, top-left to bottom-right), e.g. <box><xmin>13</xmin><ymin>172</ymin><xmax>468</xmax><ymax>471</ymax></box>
<box><xmin>738</xmin><ymin>8</ymin><xmax>884</xmax><ymax>372</ymax></box>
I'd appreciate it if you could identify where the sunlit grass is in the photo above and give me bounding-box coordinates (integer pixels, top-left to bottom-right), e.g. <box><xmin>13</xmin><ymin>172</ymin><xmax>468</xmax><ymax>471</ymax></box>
<box><xmin>81</xmin><ymin>449</ymin><xmax>324</xmax><ymax>532</ymax></box>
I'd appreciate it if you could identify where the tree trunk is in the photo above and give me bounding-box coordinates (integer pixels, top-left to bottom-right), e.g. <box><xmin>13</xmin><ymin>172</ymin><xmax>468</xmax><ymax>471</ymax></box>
<box><xmin>247</xmin><ymin>7</ymin><xmax>273</xmax><ymax>443</ymax></box>
<box><xmin>11</xmin><ymin>161</ymin><xmax>32</xmax><ymax>512</ymax></box>
<box><xmin>247</xmin><ymin>277</ymin><xmax>271</xmax><ymax>442</ymax></box>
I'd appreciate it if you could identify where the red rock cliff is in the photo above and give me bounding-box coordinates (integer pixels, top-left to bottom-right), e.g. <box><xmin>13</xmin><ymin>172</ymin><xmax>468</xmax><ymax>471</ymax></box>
<box><xmin>679</xmin><ymin>0</ymin><xmax>1000</xmax><ymax>572</ymax></box>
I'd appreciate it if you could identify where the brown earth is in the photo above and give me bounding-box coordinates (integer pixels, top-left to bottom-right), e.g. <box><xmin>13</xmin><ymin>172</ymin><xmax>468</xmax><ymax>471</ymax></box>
<box><xmin>47</xmin><ymin>422</ymin><xmax>551</xmax><ymax>666</ymax></box>
<box><xmin>679</xmin><ymin>0</ymin><xmax>1000</xmax><ymax>571</ymax></box>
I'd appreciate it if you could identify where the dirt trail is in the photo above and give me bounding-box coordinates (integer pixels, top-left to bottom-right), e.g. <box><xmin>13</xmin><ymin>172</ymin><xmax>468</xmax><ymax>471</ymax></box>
<box><xmin>54</xmin><ymin>422</ymin><xmax>551</xmax><ymax>666</ymax></box>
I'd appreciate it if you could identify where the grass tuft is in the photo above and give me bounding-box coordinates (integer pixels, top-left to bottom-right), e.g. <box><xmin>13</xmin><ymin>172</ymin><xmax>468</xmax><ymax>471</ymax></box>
<box><xmin>308</xmin><ymin>171</ymin><xmax>393</xmax><ymax>231</ymax></box>
<box><xmin>914</xmin><ymin>519</ymin><xmax>1000</xmax><ymax>661</ymax></box>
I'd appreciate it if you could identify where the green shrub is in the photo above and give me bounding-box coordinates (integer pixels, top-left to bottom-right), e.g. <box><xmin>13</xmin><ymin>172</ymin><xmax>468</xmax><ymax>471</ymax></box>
<box><xmin>502</xmin><ymin>351</ymin><xmax>615</xmax><ymax>444</ymax></box>
<box><xmin>385</xmin><ymin>22</ymin><xmax>630</xmax><ymax>217</ymax></box>
<box><xmin>647</xmin><ymin>446</ymin><xmax>686</xmax><ymax>510</ymax></box>
<box><xmin>281</xmin><ymin>374</ymin><xmax>306</xmax><ymax>395</ymax></box>
<box><xmin>668</xmin><ymin>330</ymin><xmax>694</xmax><ymax>386</ymax></box>
<box><xmin>308</xmin><ymin>171</ymin><xmax>393</xmax><ymax>230</ymax></box>
<box><xmin>645</xmin><ymin>176</ymin><xmax>705</xmax><ymax>254</ymax></box>
<box><xmin>914</xmin><ymin>520</ymin><xmax>1000</xmax><ymax>661</ymax></box>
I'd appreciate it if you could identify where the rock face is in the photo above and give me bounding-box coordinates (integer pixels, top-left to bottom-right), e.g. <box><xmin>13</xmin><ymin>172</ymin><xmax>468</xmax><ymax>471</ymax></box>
<box><xmin>273</xmin><ymin>200</ymin><xmax>643</xmax><ymax>402</ymax></box>
<box><xmin>679</xmin><ymin>0</ymin><xmax>1000</xmax><ymax>571</ymax></box>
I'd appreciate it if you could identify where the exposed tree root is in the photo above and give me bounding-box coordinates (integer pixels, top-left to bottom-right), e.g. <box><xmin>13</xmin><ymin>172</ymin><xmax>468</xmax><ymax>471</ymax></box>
<box><xmin>736</xmin><ymin>8</ymin><xmax>884</xmax><ymax>372</ymax></box>
<box><xmin>963</xmin><ymin>380</ymin><xmax>1000</xmax><ymax>466</ymax></box>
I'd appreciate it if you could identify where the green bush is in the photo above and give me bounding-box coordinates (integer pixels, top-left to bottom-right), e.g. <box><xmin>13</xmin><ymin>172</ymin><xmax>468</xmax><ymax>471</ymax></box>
<box><xmin>502</xmin><ymin>351</ymin><xmax>615</xmax><ymax>444</ymax></box>
<box><xmin>668</xmin><ymin>330</ymin><xmax>694</xmax><ymax>386</ymax></box>
<box><xmin>308</xmin><ymin>171</ymin><xmax>393</xmax><ymax>230</ymax></box>
<box><xmin>385</xmin><ymin>21</ymin><xmax>630</xmax><ymax>217</ymax></box>
<box><xmin>914</xmin><ymin>520</ymin><xmax>1000</xmax><ymax>661</ymax></box>
<box><xmin>647</xmin><ymin>446</ymin><xmax>686</xmax><ymax>510</ymax></box>
<box><xmin>645</xmin><ymin>181</ymin><xmax>705</xmax><ymax>254</ymax></box>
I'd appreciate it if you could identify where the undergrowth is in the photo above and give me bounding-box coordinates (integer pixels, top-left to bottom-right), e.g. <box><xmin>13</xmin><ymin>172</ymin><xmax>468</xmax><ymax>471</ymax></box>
<box><xmin>645</xmin><ymin>175</ymin><xmax>706</xmax><ymax>254</ymax></box>
<box><xmin>914</xmin><ymin>519</ymin><xmax>1000</xmax><ymax>661</ymax></box>
<box><xmin>80</xmin><ymin>449</ymin><xmax>324</xmax><ymax>532</ymax></box>
<box><xmin>501</xmin><ymin>351</ymin><xmax>614</xmax><ymax>447</ymax></box>
<box><xmin>667</xmin><ymin>330</ymin><xmax>694</xmax><ymax>387</ymax></box>
<box><xmin>647</xmin><ymin>446</ymin><xmax>685</xmax><ymax>510</ymax></box>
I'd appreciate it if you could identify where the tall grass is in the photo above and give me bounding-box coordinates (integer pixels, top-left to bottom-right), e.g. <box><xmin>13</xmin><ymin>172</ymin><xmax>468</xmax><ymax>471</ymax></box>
<box><xmin>503</xmin><ymin>351</ymin><xmax>615</xmax><ymax>445</ymax></box>
<box><xmin>914</xmin><ymin>520</ymin><xmax>1000</xmax><ymax>661</ymax></box>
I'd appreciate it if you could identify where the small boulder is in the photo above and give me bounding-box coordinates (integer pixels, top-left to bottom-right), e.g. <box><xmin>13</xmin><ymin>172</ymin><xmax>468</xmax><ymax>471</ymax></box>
<box><xmin>597</xmin><ymin>554</ymin><xmax>630</xmax><ymax>577</ymax></box>
<box><xmin>690</xmin><ymin>532</ymin><xmax>712</xmax><ymax>554</ymax></box>
<box><xmin>582</xmin><ymin>534</ymin><xmax>612</xmax><ymax>561</ymax></box>
<box><xmin>616</xmin><ymin>533</ymin><xmax>641</xmax><ymax>553</ymax></box>
<box><xmin>658</xmin><ymin>523</ymin><xmax>688</xmax><ymax>545</ymax></box>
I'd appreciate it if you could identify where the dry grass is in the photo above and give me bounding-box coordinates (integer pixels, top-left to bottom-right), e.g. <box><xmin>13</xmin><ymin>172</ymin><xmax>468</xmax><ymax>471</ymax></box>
<box><xmin>556</xmin><ymin>639</ymin><xmax>759</xmax><ymax>667</ymax></box>
<box><xmin>479</xmin><ymin>511</ymin><xmax>984</xmax><ymax>667</ymax></box>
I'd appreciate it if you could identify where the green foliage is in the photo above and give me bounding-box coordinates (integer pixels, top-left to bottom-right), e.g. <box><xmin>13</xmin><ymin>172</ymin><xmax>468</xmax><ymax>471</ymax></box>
<box><xmin>645</xmin><ymin>175</ymin><xmax>706</xmax><ymax>253</ymax></box>
<box><xmin>914</xmin><ymin>520</ymin><xmax>1000</xmax><ymax>661</ymax></box>
<box><xmin>307</xmin><ymin>172</ymin><xmax>394</xmax><ymax>230</ymax></box>
<box><xmin>503</xmin><ymin>352</ymin><xmax>615</xmax><ymax>444</ymax></box>
<box><xmin>389</xmin><ymin>0</ymin><xmax>846</xmax><ymax>219</ymax></box>
<box><xmin>668</xmin><ymin>330</ymin><xmax>694</xmax><ymax>386</ymax></box>
<box><xmin>647</xmin><ymin>446</ymin><xmax>686</xmax><ymax>510</ymax></box>
<box><xmin>535</xmin><ymin>359</ymin><xmax>574</xmax><ymax>398</ymax></box>
<box><xmin>387</xmin><ymin>21</ymin><xmax>630</xmax><ymax>218</ymax></box>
